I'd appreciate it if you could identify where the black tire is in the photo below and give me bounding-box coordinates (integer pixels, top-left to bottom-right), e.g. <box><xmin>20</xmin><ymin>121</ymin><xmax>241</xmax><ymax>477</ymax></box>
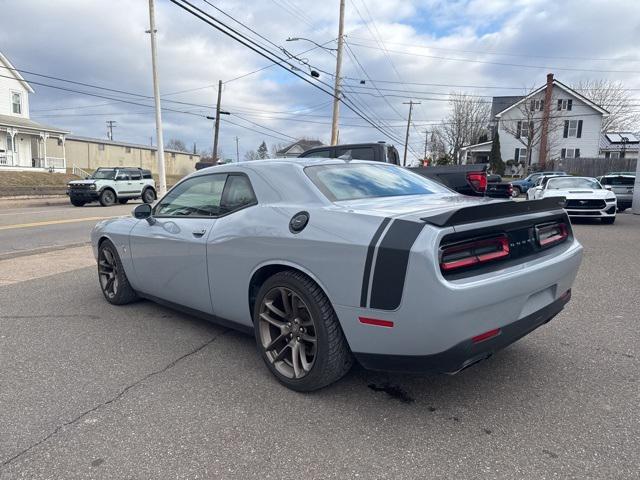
<box><xmin>97</xmin><ymin>239</ymin><xmax>138</xmax><ymax>305</ymax></box>
<box><xmin>617</xmin><ymin>207</ymin><xmax>626</xmax><ymax>213</ymax></box>
<box><xmin>142</xmin><ymin>188</ymin><xmax>155</xmax><ymax>204</ymax></box>
<box><xmin>511</xmin><ymin>186</ymin><xmax>521</xmax><ymax>198</ymax></box>
<box><xmin>118</xmin><ymin>198</ymin><xmax>129</xmax><ymax>204</ymax></box>
<box><xmin>602</xmin><ymin>217</ymin><xmax>616</xmax><ymax>224</ymax></box>
<box><xmin>254</xmin><ymin>270</ymin><xmax>353</xmax><ymax>392</ymax></box>
<box><xmin>99</xmin><ymin>189</ymin><xmax>116</xmax><ymax>206</ymax></box>
<box><xmin>70</xmin><ymin>198</ymin><xmax>85</xmax><ymax>207</ymax></box>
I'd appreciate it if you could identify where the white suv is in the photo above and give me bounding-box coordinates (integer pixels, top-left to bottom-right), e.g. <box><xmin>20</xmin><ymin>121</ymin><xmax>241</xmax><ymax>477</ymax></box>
<box><xmin>67</xmin><ymin>167</ymin><xmax>156</xmax><ymax>207</ymax></box>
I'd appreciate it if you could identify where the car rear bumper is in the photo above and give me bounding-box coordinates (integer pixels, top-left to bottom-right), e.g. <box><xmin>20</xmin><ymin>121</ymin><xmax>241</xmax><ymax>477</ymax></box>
<box><xmin>354</xmin><ymin>290</ymin><xmax>571</xmax><ymax>374</ymax></box>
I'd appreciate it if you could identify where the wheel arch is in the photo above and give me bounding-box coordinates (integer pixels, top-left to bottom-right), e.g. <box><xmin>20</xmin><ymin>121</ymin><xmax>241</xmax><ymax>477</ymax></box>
<box><xmin>248</xmin><ymin>261</ymin><xmax>333</xmax><ymax>322</ymax></box>
<box><xmin>99</xmin><ymin>186</ymin><xmax>117</xmax><ymax>197</ymax></box>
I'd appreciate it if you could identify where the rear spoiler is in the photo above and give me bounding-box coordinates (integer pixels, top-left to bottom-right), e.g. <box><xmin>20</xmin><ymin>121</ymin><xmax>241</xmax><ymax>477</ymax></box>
<box><xmin>422</xmin><ymin>197</ymin><xmax>566</xmax><ymax>227</ymax></box>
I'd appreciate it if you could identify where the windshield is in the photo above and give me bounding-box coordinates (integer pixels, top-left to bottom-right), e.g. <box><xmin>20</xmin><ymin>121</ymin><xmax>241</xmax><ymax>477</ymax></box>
<box><xmin>91</xmin><ymin>169</ymin><xmax>116</xmax><ymax>180</ymax></box>
<box><xmin>305</xmin><ymin>163</ymin><xmax>450</xmax><ymax>201</ymax></box>
<box><xmin>547</xmin><ymin>177</ymin><xmax>601</xmax><ymax>190</ymax></box>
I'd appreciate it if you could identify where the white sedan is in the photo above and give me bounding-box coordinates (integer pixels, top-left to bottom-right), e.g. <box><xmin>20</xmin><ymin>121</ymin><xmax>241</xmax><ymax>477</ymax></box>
<box><xmin>528</xmin><ymin>176</ymin><xmax>617</xmax><ymax>224</ymax></box>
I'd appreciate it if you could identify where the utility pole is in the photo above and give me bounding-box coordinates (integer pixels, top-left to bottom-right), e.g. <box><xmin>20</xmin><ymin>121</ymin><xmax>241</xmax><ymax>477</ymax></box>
<box><xmin>106</xmin><ymin>120</ymin><xmax>117</xmax><ymax>140</ymax></box>
<box><xmin>423</xmin><ymin>129</ymin><xmax>429</xmax><ymax>164</ymax></box>
<box><xmin>402</xmin><ymin>100</ymin><xmax>420</xmax><ymax>166</ymax></box>
<box><xmin>235</xmin><ymin>136</ymin><xmax>240</xmax><ymax>163</ymax></box>
<box><xmin>147</xmin><ymin>0</ymin><xmax>166</xmax><ymax>196</ymax></box>
<box><xmin>330</xmin><ymin>0</ymin><xmax>345</xmax><ymax>145</ymax></box>
<box><xmin>213</xmin><ymin>80</ymin><xmax>223</xmax><ymax>161</ymax></box>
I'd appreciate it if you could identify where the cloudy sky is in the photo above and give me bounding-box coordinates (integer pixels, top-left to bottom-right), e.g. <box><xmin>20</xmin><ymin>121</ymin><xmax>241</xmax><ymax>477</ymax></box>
<box><xmin>2</xmin><ymin>0</ymin><xmax>640</xmax><ymax>161</ymax></box>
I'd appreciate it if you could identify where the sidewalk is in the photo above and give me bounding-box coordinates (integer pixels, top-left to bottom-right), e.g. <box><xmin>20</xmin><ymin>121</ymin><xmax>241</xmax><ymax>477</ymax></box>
<box><xmin>0</xmin><ymin>195</ymin><xmax>69</xmax><ymax>209</ymax></box>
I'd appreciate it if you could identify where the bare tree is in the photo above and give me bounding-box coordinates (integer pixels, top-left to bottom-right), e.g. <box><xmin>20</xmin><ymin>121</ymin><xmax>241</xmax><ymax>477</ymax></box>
<box><xmin>440</xmin><ymin>93</ymin><xmax>491</xmax><ymax>164</ymax></box>
<box><xmin>165</xmin><ymin>138</ymin><xmax>188</xmax><ymax>152</ymax></box>
<box><xmin>501</xmin><ymin>92</ymin><xmax>563</xmax><ymax>166</ymax></box>
<box><xmin>574</xmin><ymin>79</ymin><xmax>640</xmax><ymax>132</ymax></box>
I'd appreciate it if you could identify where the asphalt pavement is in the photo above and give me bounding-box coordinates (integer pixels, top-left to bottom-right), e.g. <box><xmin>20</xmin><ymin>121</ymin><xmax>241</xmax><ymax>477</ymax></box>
<box><xmin>0</xmin><ymin>202</ymin><xmax>136</xmax><ymax>257</ymax></box>
<box><xmin>0</xmin><ymin>213</ymin><xmax>638</xmax><ymax>479</ymax></box>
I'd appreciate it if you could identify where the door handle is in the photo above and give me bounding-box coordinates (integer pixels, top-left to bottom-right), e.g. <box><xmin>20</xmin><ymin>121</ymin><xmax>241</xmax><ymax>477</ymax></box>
<box><xmin>192</xmin><ymin>229</ymin><xmax>207</xmax><ymax>238</ymax></box>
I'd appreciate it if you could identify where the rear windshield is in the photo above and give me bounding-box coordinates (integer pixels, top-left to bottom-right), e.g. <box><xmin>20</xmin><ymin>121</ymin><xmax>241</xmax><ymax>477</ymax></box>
<box><xmin>547</xmin><ymin>177</ymin><xmax>601</xmax><ymax>190</ymax></box>
<box><xmin>305</xmin><ymin>163</ymin><xmax>449</xmax><ymax>201</ymax></box>
<box><xmin>600</xmin><ymin>176</ymin><xmax>634</xmax><ymax>186</ymax></box>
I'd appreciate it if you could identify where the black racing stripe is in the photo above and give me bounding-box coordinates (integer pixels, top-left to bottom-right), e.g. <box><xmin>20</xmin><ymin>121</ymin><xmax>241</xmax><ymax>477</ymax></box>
<box><xmin>369</xmin><ymin>219</ymin><xmax>425</xmax><ymax>311</ymax></box>
<box><xmin>360</xmin><ymin>217</ymin><xmax>392</xmax><ymax>307</ymax></box>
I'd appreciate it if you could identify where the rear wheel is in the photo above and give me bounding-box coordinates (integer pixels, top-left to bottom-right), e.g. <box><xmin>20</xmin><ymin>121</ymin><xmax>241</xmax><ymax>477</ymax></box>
<box><xmin>70</xmin><ymin>198</ymin><xmax>85</xmax><ymax>207</ymax></box>
<box><xmin>98</xmin><ymin>239</ymin><xmax>137</xmax><ymax>305</ymax></box>
<box><xmin>142</xmin><ymin>188</ymin><xmax>155</xmax><ymax>204</ymax></box>
<box><xmin>254</xmin><ymin>271</ymin><xmax>353</xmax><ymax>392</ymax></box>
<box><xmin>602</xmin><ymin>217</ymin><xmax>616</xmax><ymax>224</ymax></box>
<box><xmin>118</xmin><ymin>198</ymin><xmax>129</xmax><ymax>204</ymax></box>
<box><xmin>99</xmin><ymin>189</ymin><xmax>116</xmax><ymax>206</ymax></box>
<box><xmin>511</xmin><ymin>186</ymin><xmax>521</xmax><ymax>198</ymax></box>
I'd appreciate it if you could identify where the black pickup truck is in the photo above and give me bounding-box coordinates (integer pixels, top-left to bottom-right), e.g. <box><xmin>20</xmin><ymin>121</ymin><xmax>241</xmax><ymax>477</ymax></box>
<box><xmin>299</xmin><ymin>142</ymin><xmax>512</xmax><ymax>198</ymax></box>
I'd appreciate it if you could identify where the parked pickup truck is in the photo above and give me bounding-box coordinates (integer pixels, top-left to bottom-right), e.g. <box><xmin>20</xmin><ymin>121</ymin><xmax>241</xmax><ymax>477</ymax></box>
<box><xmin>299</xmin><ymin>142</ymin><xmax>511</xmax><ymax>198</ymax></box>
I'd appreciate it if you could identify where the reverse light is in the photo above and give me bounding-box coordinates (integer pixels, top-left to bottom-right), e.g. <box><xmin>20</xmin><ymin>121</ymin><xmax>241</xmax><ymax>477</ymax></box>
<box><xmin>440</xmin><ymin>235</ymin><xmax>510</xmax><ymax>272</ymax></box>
<box><xmin>535</xmin><ymin>222</ymin><xmax>568</xmax><ymax>248</ymax></box>
<box><xmin>467</xmin><ymin>172</ymin><xmax>487</xmax><ymax>193</ymax></box>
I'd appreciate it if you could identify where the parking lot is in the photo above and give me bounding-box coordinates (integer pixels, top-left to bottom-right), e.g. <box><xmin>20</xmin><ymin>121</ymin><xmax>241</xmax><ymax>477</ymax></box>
<box><xmin>0</xmin><ymin>210</ymin><xmax>639</xmax><ymax>479</ymax></box>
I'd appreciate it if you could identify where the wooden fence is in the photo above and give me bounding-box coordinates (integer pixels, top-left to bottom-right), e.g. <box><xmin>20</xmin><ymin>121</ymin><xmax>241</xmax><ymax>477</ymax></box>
<box><xmin>546</xmin><ymin>157</ymin><xmax>637</xmax><ymax>177</ymax></box>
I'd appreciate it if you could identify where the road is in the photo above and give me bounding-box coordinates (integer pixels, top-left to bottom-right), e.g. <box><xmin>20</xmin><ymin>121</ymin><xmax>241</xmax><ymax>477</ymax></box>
<box><xmin>0</xmin><ymin>213</ymin><xmax>638</xmax><ymax>479</ymax></box>
<box><xmin>0</xmin><ymin>202</ymin><xmax>137</xmax><ymax>257</ymax></box>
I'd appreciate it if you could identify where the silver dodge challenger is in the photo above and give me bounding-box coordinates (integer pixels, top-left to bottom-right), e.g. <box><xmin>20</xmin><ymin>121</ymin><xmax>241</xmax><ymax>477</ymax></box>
<box><xmin>91</xmin><ymin>159</ymin><xmax>583</xmax><ymax>391</ymax></box>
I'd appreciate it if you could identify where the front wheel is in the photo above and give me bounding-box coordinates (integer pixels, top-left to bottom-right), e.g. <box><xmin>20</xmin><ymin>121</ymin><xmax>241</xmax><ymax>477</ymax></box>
<box><xmin>602</xmin><ymin>217</ymin><xmax>616</xmax><ymax>224</ymax></box>
<box><xmin>511</xmin><ymin>186</ymin><xmax>521</xmax><ymax>198</ymax></box>
<box><xmin>98</xmin><ymin>239</ymin><xmax>137</xmax><ymax>305</ymax></box>
<box><xmin>254</xmin><ymin>271</ymin><xmax>353</xmax><ymax>392</ymax></box>
<box><xmin>99</xmin><ymin>189</ymin><xmax>116</xmax><ymax>206</ymax></box>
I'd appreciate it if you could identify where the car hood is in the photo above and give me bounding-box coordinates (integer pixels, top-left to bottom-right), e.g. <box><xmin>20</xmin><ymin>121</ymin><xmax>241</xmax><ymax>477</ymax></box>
<box><xmin>543</xmin><ymin>189</ymin><xmax>614</xmax><ymax>200</ymax></box>
<box><xmin>333</xmin><ymin>194</ymin><xmax>501</xmax><ymax>221</ymax></box>
<box><xmin>68</xmin><ymin>179</ymin><xmax>96</xmax><ymax>185</ymax></box>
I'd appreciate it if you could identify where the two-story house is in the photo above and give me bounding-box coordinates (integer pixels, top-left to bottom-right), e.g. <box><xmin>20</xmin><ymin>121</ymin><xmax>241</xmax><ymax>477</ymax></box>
<box><xmin>461</xmin><ymin>74</ymin><xmax>609</xmax><ymax>167</ymax></box>
<box><xmin>0</xmin><ymin>52</ymin><xmax>69</xmax><ymax>171</ymax></box>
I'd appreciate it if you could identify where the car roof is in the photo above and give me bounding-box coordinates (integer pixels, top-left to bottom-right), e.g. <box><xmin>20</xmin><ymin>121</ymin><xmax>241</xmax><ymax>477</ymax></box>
<box><xmin>190</xmin><ymin>157</ymin><xmax>382</xmax><ymax>175</ymax></box>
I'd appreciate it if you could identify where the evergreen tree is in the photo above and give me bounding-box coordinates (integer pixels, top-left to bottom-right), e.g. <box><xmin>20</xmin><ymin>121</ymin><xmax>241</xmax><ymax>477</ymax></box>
<box><xmin>489</xmin><ymin>130</ymin><xmax>505</xmax><ymax>175</ymax></box>
<box><xmin>257</xmin><ymin>141</ymin><xmax>269</xmax><ymax>159</ymax></box>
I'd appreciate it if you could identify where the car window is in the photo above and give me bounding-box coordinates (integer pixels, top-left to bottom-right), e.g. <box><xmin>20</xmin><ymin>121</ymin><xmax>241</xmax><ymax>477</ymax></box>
<box><xmin>128</xmin><ymin>169</ymin><xmax>142</xmax><ymax>180</ymax></box>
<box><xmin>547</xmin><ymin>177</ymin><xmax>602</xmax><ymax>190</ymax></box>
<box><xmin>92</xmin><ymin>169</ymin><xmax>116</xmax><ymax>180</ymax></box>
<box><xmin>305</xmin><ymin>163</ymin><xmax>449</xmax><ymax>201</ymax></box>
<box><xmin>336</xmin><ymin>147</ymin><xmax>375</xmax><ymax>161</ymax></box>
<box><xmin>221</xmin><ymin>174</ymin><xmax>257</xmax><ymax>213</ymax></box>
<box><xmin>601</xmin><ymin>176</ymin><xmax>634</xmax><ymax>186</ymax></box>
<box><xmin>530</xmin><ymin>174</ymin><xmax>541</xmax><ymax>183</ymax></box>
<box><xmin>302</xmin><ymin>149</ymin><xmax>332</xmax><ymax>158</ymax></box>
<box><xmin>115</xmin><ymin>171</ymin><xmax>129</xmax><ymax>181</ymax></box>
<box><xmin>155</xmin><ymin>174</ymin><xmax>227</xmax><ymax>217</ymax></box>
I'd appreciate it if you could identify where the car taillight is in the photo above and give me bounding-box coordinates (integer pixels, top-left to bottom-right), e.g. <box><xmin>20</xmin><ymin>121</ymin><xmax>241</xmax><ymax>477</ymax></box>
<box><xmin>535</xmin><ymin>222</ymin><xmax>569</xmax><ymax>248</ymax></box>
<box><xmin>467</xmin><ymin>172</ymin><xmax>487</xmax><ymax>193</ymax></box>
<box><xmin>440</xmin><ymin>235</ymin><xmax>510</xmax><ymax>272</ymax></box>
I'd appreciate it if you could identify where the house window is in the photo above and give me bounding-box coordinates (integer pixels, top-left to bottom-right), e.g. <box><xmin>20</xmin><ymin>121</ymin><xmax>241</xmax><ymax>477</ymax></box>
<box><xmin>171</xmin><ymin>152</ymin><xmax>176</xmax><ymax>158</ymax></box>
<box><xmin>98</xmin><ymin>143</ymin><xmax>105</xmax><ymax>151</ymax></box>
<box><xmin>609</xmin><ymin>151</ymin><xmax>620</xmax><ymax>159</ymax></box>
<box><xmin>568</xmin><ymin>120</ymin><xmax>578</xmax><ymax>137</ymax></box>
<box><xmin>515</xmin><ymin>147</ymin><xmax>528</xmax><ymax>163</ymax></box>
<box><xmin>125</xmin><ymin>146</ymin><xmax>132</xmax><ymax>153</ymax></box>
<box><xmin>561</xmin><ymin>148</ymin><xmax>580</xmax><ymax>158</ymax></box>
<box><xmin>521</xmin><ymin>121</ymin><xmax>530</xmax><ymax>138</ymax></box>
<box><xmin>557</xmin><ymin>99</ymin><xmax>573</xmax><ymax>111</ymax></box>
<box><xmin>11</xmin><ymin>92</ymin><xmax>22</xmax><ymax>114</ymax></box>
<box><xmin>6</xmin><ymin>134</ymin><xmax>13</xmax><ymax>152</ymax></box>
<box><xmin>531</xmin><ymin>99</ymin><xmax>544</xmax><ymax>111</ymax></box>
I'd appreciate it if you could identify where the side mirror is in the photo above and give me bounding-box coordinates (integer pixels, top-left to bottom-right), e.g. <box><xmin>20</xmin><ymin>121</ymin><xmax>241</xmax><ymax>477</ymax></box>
<box><xmin>133</xmin><ymin>203</ymin><xmax>155</xmax><ymax>224</ymax></box>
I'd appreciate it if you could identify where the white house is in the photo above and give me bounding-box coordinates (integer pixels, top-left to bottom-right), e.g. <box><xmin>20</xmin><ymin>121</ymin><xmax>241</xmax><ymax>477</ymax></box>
<box><xmin>0</xmin><ymin>51</ymin><xmax>69</xmax><ymax>171</ymax></box>
<box><xmin>276</xmin><ymin>139</ymin><xmax>324</xmax><ymax>157</ymax></box>
<box><xmin>461</xmin><ymin>74</ymin><xmax>609</xmax><ymax>167</ymax></box>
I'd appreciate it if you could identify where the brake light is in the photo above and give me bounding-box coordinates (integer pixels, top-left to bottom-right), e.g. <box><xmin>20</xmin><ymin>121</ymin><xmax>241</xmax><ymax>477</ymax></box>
<box><xmin>535</xmin><ymin>222</ymin><xmax>569</xmax><ymax>248</ymax></box>
<box><xmin>467</xmin><ymin>172</ymin><xmax>487</xmax><ymax>193</ymax></box>
<box><xmin>440</xmin><ymin>235</ymin><xmax>510</xmax><ymax>272</ymax></box>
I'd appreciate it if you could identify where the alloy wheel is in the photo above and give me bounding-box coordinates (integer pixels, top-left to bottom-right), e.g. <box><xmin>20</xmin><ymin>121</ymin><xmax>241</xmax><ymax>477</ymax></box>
<box><xmin>258</xmin><ymin>287</ymin><xmax>317</xmax><ymax>379</ymax></box>
<box><xmin>98</xmin><ymin>247</ymin><xmax>119</xmax><ymax>299</ymax></box>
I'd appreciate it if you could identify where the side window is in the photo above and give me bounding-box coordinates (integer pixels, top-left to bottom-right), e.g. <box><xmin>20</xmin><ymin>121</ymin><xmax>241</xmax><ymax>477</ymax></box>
<box><xmin>128</xmin><ymin>169</ymin><xmax>142</xmax><ymax>180</ymax></box>
<box><xmin>301</xmin><ymin>148</ymin><xmax>331</xmax><ymax>158</ymax></box>
<box><xmin>155</xmin><ymin>174</ymin><xmax>227</xmax><ymax>217</ymax></box>
<box><xmin>221</xmin><ymin>174</ymin><xmax>257</xmax><ymax>214</ymax></box>
<box><xmin>336</xmin><ymin>147</ymin><xmax>375</xmax><ymax>160</ymax></box>
<box><xmin>115</xmin><ymin>170</ymin><xmax>129</xmax><ymax>181</ymax></box>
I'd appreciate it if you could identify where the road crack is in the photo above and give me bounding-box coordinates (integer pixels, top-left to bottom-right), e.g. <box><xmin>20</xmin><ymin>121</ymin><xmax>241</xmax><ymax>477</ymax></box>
<box><xmin>0</xmin><ymin>330</ymin><xmax>229</xmax><ymax>469</ymax></box>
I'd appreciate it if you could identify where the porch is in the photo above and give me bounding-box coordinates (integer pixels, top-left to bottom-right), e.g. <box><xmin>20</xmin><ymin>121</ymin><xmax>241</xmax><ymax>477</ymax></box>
<box><xmin>459</xmin><ymin>141</ymin><xmax>492</xmax><ymax>165</ymax></box>
<box><xmin>0</xmin><ymin>115</ymin><xmax>69</xmax><ymax>172</ymax></box>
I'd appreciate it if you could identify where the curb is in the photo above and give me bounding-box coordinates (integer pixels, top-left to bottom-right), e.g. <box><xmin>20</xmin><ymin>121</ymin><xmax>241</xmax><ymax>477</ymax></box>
<box><xmin>0</xmin><ymin>196</ymin><xmax>69</xmax><ymax>208</ymax></box>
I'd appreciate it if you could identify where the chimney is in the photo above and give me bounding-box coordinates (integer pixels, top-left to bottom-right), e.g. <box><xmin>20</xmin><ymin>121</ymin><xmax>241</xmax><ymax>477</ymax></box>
<box><xmin>538</xmin><ymin>73</ymin><xmax>554</xmax><ymax>167</ymax></box>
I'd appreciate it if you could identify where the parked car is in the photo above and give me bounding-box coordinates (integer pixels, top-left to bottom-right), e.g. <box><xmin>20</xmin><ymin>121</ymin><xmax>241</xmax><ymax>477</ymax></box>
<box><xmin>486</xmin><ymin>174</ymin><xmax>514</xmax><ymax>198</ymax></box>
<box><xmin>528</xmin><ymin>176</ymin><xmax>617</xmax><ymax>223</ymax></box>
<box><xmin>92</xmin><ymin>159</ymin><xmax>582</xmax><ymax>391</ymax></box>
<box><xmin>67</xmin><ymin>167</ymin><xmax>156</xmax><ymax>207</ymax></box>
<box><xmin>511</xmin><ymin>171</ymin><xmax>568</xmax><ymax>197</ymax></box>
<box><xmin>598</xmin><ymin>174</ymin><xmax>635</xmax><ymax>211</ymax></box>
<box><xmin>299</xmin><ymin>141</ymin><xmax>507</xmax><ymax>197</ymax></box>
